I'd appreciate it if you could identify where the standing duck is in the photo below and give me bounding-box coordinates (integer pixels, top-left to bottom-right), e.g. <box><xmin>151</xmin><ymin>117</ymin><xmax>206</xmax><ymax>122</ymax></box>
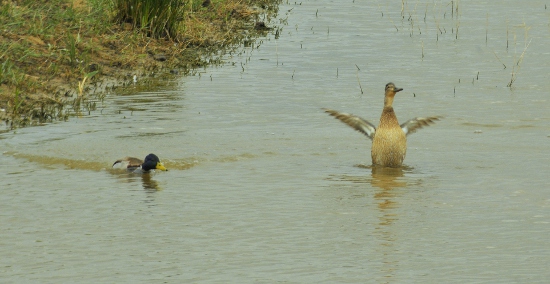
<box><xmin>324</xmin><ymin>82</ymin><xmax>441</xmax><ymax>167</ymax></box>
<box><xmin>112</xmin><ymin>153</ymin><xmax>168</xmax><ymax>173</ymax></box>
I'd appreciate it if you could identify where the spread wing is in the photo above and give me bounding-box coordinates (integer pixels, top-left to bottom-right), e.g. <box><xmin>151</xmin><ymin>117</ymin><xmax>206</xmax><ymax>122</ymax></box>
<box><xmin>323</xmin><ymin>108</ymin><xmax>376</xmax><ymax>140</ymax></box>
<box><xmin>400</xmin><ymin>116</ymin><xmax>442</xmax><ymax>136</ymax></box>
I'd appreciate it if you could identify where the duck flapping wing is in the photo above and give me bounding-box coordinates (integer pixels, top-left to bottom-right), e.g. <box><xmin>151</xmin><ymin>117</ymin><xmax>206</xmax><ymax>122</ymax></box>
<box><xmin>400</xmin><ymin>116</ymin><xmax>442</xmax><ymax>136</ymax></box>
<box><xmin>323</xmin><ymin>108</ymin><xmax>376</xmax><ymax>140</ymax></box>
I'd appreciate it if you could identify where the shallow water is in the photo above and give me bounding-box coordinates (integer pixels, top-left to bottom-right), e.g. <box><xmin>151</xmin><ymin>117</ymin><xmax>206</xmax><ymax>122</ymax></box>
<box><xmin>2</xmin><ymin>0</ymin><xmax>550</xmax><ymax>282</ymax></box>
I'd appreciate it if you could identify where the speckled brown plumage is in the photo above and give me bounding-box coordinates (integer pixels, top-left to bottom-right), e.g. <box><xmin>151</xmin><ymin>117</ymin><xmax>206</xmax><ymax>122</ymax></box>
<box><xmin>324</xmin><ymin>82</ymin><xmax>441</xmax><ymax>167</ymax></box>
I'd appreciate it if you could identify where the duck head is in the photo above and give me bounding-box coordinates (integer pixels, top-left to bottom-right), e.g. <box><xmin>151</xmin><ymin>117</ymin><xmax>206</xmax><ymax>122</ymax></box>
<box><xmin>142</xmin><ymin>153</ymin><xmax>168</xmax><ymax>172</ymax></box>
<box><xmin>384</xmin><ymin>82</ymin><xmax>403</xmax><ymax>107</ymax></box>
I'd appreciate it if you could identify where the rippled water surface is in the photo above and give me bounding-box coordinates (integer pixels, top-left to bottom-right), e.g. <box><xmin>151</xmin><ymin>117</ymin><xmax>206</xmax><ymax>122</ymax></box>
<box><xmin>2</xmin><ymin>0</ymin><xmax>550</xmax><ymax>282</ymax></box>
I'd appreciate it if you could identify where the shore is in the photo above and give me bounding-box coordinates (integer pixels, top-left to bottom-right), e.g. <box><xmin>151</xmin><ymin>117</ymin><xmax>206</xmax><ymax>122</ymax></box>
<box><xmin>0</xmin><ymin>0</ymin><xmax>280</xmax><ymax>128</ymax></box>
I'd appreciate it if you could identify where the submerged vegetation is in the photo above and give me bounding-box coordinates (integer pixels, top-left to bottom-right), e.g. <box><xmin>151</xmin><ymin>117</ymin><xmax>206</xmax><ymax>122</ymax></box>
<box><xmin>0</xmin><ymin>0</ymin><xmax>280</xmax><ymax>129</ymax></box>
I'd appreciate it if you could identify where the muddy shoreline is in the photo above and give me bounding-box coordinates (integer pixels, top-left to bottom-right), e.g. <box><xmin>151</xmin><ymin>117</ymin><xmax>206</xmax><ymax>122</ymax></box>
<box><xmin>0</xmin><ymin>0</ymin><xmax>281</xmax><ymax>129</ymax></box>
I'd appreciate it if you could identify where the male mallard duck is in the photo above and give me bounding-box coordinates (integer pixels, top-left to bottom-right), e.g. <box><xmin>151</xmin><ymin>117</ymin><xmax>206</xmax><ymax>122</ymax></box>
<box><xmin>112</xmin><ymin>153</ymin><xmax>167</xmax><ymax>173</ymax></box>
<box><xmin>324</xmin><ymin>82</ymin><xmax>441</xmax><ymax>167</ymax></box>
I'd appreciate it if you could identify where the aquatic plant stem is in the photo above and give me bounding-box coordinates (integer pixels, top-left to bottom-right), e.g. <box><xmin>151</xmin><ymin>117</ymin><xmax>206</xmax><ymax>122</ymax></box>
<box><xmin>507</xmin><ymin>38</ymin><xmax>532</xmax><ymax>88</ymax></box>
<box><xmin>355</xmin><ymin>64</ymin><xmax>363</xmax><ymax>95</ymax></box>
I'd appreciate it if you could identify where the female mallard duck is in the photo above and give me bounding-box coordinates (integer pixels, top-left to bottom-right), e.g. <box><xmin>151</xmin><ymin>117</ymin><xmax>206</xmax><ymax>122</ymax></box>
<box><xmin>112</xmin><ymin>153</ymin><xmax>168</xmax><ymax>173</ymax></box>
<box><xmin>324</xmin><ymin>82</ymin><xmax>441</xmax><ymax>167</ymax></box>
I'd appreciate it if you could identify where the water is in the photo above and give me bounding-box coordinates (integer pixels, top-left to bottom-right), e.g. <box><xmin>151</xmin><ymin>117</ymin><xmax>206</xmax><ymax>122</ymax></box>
<box><xmin>2</xmin><ymin>0</ymin><xmax>550</xmax><ymax>282</ymax></box>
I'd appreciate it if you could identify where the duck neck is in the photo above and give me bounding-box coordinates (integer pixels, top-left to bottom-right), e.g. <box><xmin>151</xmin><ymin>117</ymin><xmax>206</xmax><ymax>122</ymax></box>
<box><xmin>379</xmin><ymin>93</ymin><xmax>399</xmax><ymax>127</ymax></box>
<box><xmin>384</xmin><ymin>93</ymin><xmax>395</xmax><ymax>108</ymax></box>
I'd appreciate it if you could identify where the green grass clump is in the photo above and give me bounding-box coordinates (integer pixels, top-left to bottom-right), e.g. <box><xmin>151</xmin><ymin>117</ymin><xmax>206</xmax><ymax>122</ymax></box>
<box><xmin>112</xmin><ymin>0</ymin><xmax>200</xmax><ymax>40</ymax></box>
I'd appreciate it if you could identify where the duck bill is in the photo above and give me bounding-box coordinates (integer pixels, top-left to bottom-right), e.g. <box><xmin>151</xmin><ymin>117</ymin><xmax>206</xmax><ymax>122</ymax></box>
<box><xmin>156</xmin><ymin>163</ymin><xmax>168</xmax><ymax>171</ymax></box>
<box><xmin>395</xmin><ymin>87</ymin><xmax>403</xmax><ymax>92</ymax></box>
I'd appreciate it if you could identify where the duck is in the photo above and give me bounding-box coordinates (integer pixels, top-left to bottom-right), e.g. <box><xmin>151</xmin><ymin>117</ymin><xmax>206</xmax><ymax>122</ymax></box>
<box><xmin>112</xmin><ymin>153</ymin><xmax>168</xmax><ymax>173</ymax></box>
<box><xmin>324</xmin><ymin>82</ymin><xmax>441</xmax><ymax>167</ymax></box>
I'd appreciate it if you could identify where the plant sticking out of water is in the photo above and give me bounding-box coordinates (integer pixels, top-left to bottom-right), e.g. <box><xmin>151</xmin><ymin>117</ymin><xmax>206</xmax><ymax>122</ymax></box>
<box><xmin>378</xmin><ymin>3</ymin><xmax>399</xmax><ymax>32</ymax></box>
<box><xmin>449</xmin><ymin>0</ymin><xmax>460</xmax><ymax>39</ymax></box>
<box><xmin>9</xmin><ymin>88</ymin><xmax>24</xmax><ymax>117</ymax></box>
<box><xmin>506</xmin><ymin>19</ymin><xmax>510</xmax><ymax>52</ymax></box>
<box><xmin>355</xmin><ymin>64</ymin><xmax>363</xmax><ymax>95</ymax></box>
<box><xmin>507</xmin><ymin>37</ymin><xmax>532</xmax><ymax>88</ymax></box>
<box><xmin>492</xmin><ymin>50</ymin><xmax>506</xmax><ymax>69</ymax></box>
<box><xmin>388</xmin><ymin>0</ymin><xmax>462</xmax><ymax>43</ymax></box>
<box><xmin>500</xmin><ymin>20</ymin><xmax>532</xmax><ymax>88</ymax></box>
<box><xmin>405</xmin><ymin>2</ymin><xmax>422</xmax><ymax>37</ymax></box>
<box><xmin>423</xmin><ymin>3</ymin><xmax>428</xmax><ymax>23</ymax></box>
<box><xmin>73</xmin><ymin>70</ymin><xmax>99</xmax><ymax>117</ymax></box>
<box><xmin>78</xmin><ymin>71</ymin><xmax>99</xmax><ymax>97</ymax></box>
<box><xmin>454</xmin><ymin>20</ymin><xmax>460</xmax><ymax>39</ymax></box>
<box><xmin>485</xmin><ymin>13</ymin><xmax>489</xmax><ymax>46</ymax></box>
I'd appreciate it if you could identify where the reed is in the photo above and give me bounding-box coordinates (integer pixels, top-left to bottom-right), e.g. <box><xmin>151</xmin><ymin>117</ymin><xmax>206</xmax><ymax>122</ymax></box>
<box><xmin>506</xmin><ymin>20</ymin><xmax>509</xmax><ymax>51</ymax></box>
<box><xmin>507</xmin><ymin>38</ymin><xmax>532</xmax><ymax>88</ymax></box>
<box><xmin>485</xmin><ymin>13</ymin><xmax>488</xmax><ymax>45</ymax></box>
<box><xmin>424</xmin><ymin>3</ymin><xmax>428</xmax><ymax>22</ymax></box>
<box><xmin>453</xmin><ymin>0</ymin><xmax>460</xmax><ymax>39</ymax></box>
<box><xmin>455</xmin><ymin>20</ymin><xmax>459</xmax><ymax>39</ymax></box>
<box><xmin>454</xmin><ymin>0</ymin><xmax>459</xmax><ymax>19</ymax></box>
<box><xmin>379</xmin><ymin>3</ymin><xmax>399</xmax><ymax>31</ymax></box>
<box><xmin>492</xmin><ymin>50</ymin><xmax>506</xmax><ymax>69</ymax></box>
<box><xmin>78</xmin><ymin>71</ymin><xmax>99</xmax><ymax>96</ymax></box>
<box><xmin>355</xmin><ymin>64</ymin><xmax>363</xmax><ymax>95</ymax></box>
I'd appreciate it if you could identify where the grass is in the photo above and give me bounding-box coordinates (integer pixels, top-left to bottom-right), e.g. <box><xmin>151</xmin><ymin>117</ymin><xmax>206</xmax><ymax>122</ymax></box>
<box><xmin>0</xmin><ymin>0</ymin><xmax>281</xmax><ymax>129</ymax></box>
<box><xmin>112</xmin><ymin>0</ymin><xmax>192</xmax><ymax>40</ymax></box>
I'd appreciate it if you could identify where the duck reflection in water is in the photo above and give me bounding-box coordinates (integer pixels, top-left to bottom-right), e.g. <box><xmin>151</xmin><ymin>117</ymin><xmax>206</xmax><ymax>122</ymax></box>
<box><xmin>141</xmin><ymin>174</ymin><xmax>161</xmax><ymax>192</ymax></box>
<box><xmin>109</xmin><ymin>169</ymin><xmax>164</xmax><ymax>191</ymax></box>
<box><xmin>370</xmin><ymin>166</ymin><xmax>404</xmax><ymax>280</ymax></box>
<box><xmin>336</xmin><ymin>164</ymin><xmax>408</xmax><ymax>207</ymax></box>
<box><xmin>370</xmin><ymin>166</ymin><xmax>407</xmax><ymax>193</ymax></box>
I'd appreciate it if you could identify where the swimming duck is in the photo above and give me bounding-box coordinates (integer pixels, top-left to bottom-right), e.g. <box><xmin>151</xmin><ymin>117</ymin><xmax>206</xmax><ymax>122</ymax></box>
<box><xmin>112</xmin><ymin>153</ymin><xmax>168</xmax><ymax>173</ymax></box>
<box><xmin>324</xmin><ymin>82</ymin><xmax>441</xmax><ymax>167</ymax></box>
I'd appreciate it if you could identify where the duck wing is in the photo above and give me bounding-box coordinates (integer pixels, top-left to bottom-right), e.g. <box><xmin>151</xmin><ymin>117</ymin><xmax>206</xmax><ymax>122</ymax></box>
<box><xmin>112</xmin><ymin>157</ymin><xmax>144</xmax><ymax>169</ymax></box>
<box><xmin>324</xmin><ymin>108</ymin><xmax>376</xmax><ymax>140</ymax></box>
<box><xmin>400</xmin><ymin>116</ymin><xmax>442</xmax><ymax>136</ymax></box>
